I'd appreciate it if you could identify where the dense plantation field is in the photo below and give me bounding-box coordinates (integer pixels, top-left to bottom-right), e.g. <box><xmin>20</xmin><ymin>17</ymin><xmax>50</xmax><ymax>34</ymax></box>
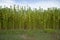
<box><xmin>0</xmin><ymin>6</ymin><xmax>60</xmax><ymax>30</ymax></box>
<box><xmin>0</xmin><ymin>29</ymin><xmax>60</xmax><ymax>40</ymax></box>
<box><xmin>0</xmin><ymin>6</ymin><xmax>60</xmax><ymax>40</ymax></box>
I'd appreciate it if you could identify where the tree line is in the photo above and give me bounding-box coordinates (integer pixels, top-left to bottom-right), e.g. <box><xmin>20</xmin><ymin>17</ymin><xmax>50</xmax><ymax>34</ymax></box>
<box><xmin>0</xmin><ymin>5</ymin><xmax>60</xmax><ymax>30</ymax></box>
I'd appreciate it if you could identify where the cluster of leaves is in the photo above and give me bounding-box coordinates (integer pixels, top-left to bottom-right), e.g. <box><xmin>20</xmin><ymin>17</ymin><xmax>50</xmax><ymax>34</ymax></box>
<box><xmin>0</xmin><ymin>5</ymin><xmax>60</xmax><ymax>30</ymax></box>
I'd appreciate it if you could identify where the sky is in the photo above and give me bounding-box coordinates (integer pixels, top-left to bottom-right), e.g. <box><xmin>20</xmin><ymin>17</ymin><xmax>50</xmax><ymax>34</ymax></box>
<box><xmin>0</xmin><ymin>0</ymin><xmax>60</xmax><ymax>9</ymax></box>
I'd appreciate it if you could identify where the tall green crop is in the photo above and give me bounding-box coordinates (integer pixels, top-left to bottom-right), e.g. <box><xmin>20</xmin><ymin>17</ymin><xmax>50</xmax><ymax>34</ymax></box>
<box><xmin>0</xmin><ymin>5</ymin><xmax>60</xmax><ymax>30</ymax></box>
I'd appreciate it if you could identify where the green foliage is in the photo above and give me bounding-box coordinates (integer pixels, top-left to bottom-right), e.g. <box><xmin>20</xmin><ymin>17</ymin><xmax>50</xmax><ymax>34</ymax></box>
<box><xmin>0</xmin><ymin>6</ymin><xmax>60</xmax><ymax>30</ymax></box>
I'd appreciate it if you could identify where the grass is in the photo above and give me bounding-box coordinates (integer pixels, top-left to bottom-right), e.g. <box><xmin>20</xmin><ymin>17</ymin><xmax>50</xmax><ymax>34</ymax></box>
<box><xmin>0</xmin><ymin>29</ymin><xmax>60</xmax><ymax>40</ymax></box>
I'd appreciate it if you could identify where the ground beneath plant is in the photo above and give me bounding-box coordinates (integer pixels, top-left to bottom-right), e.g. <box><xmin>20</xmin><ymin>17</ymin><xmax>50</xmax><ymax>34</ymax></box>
<box><xmin>0</xmin><ymin>30</ymin><xmax>60</xmax><ymax>40</ymax></box>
